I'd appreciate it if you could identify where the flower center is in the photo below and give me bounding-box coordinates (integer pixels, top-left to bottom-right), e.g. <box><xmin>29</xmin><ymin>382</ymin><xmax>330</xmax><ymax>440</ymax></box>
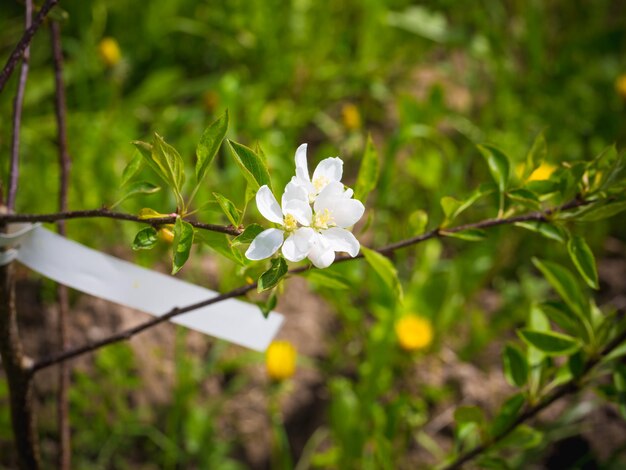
<box><xmin>312</xmin><ymin>209</ymin><xmax>334</xmax><ymax>230</ymax></box>
<box><xmin>312</xmin><ymin>175</ymin><xmax>330</xmax><ymax>192</ymax></box>
<box><xmin>283</xmin><ymin>213</ymin><xmax>298</xmax><ymax>232</ymax></box>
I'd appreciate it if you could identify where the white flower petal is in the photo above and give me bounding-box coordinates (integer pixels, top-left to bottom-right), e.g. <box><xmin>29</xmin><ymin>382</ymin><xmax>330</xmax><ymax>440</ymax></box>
<box><xmin>256</xmin><ymin>185</ymin><xmax>284</xmax><ymax>225</ymax></box>
<box><xmin>282</xmin><ymin>227</ymin><xmax>315</xmax><ymax>262</ymax></box>
<box><xmin>307</xmin><ymin>243</ymin><xmax>335</xmax><ymax>269</ymax></box>
<box><xmin>320</xmin><ymin>227</ymin><xmax>360</xmax><ymax>257</ymax></box>
<box><xmin>282</xmin><ymin>181</ymin><xmax>308</xmax><ymax>207</ymax></box>
<box><xmin>314</xmin><ymin>181</ymin><xmax>347</xmax><ymax>212</ymax></box>
<box><xmin>283</xmin><ymin>199</ymin><xmax>312</xmax><ymax>226</ymax></box>
<box><xmin>294</xmin><ymin>143</ymin><xmax>310</xmax><ymax>183</ymax></box>
<box><xmin>245</xmin><ymin>228</ymin><xmax>284</xmax><ymax>260</ymax></box>
<box><xmin>312</xmin><ymin>157</ymin><xmax>343</xmax><ymax>184</ymax></box>
<box><xmin>344</xmin><ymin>188</ymin><xmax>354</xmax><ymax>198</ymax></box>
<box><xmin>330</xmin><ymin>199</ymin><xmax>365</xmax><ymax>228</ymax></box>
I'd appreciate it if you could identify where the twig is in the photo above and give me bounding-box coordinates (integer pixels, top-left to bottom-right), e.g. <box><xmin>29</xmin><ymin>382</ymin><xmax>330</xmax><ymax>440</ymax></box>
<box><xmin>0</xmin><ymin>209</ymin><xmax>241</xmax><ymax>235</ymax></box>
<box><xmin>31</xmin><ymin>197</ymin><xmax>590</xmax><ymax>372</ymax></box>
<box><xmin>0</xmin><ymin>0</ymin><xmax>59</xmax><ymax>94</ymax></box>
<box><xmin>50</xmin><ymin>20</ymin><xmax>71</xmax><ymax>470</ymax></box>
<box><xmin>441</xmin><ymin>325</ymin><xmax>626</xmax><ymax>470</ymax></box>
<box><xmin>6</xmin><ymin>0</ymin><xmax>33</xmax><ymax>211</ymax></box>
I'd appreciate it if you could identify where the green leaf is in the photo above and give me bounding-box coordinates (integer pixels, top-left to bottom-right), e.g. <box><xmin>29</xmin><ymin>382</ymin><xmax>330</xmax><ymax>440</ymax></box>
<box><xmin>568</xmin><ymin>350</ymin><xmax>585</xmax><ymax>379</ymax></box>
<box><xmin>153</xmin><ymin>133</ymin><xmax>186</xmax><ymax>194</ymax></box>
<box><xmin>613</xmin><ymin>363</ymin><xmax>626</xmax><ymax>419</ymax></box>
<box><xmin>138</xmin><ymin>208</ymin><xmax>172</xmax><ymax>219</ymax></box>
<box><xmin>518</xmin><ymin>329</ymin><xmax>580</xmax><ymax>356</ymax></box>
<box><xmin>497</xmin><ymin>425</ymin><xmax>542</xmax><ymax>450</ymax></box>
<box><xmin>361</xmin><ymin>246</ymin><xmax>403</xmax><ymax>300</ymax></box>
<box><xmin>567</xmin><ymin>235</ymin><xmax>599</xmax><ymax>289</ymax></box>
<box><xmin>524</xmin><ymin>131</ymin><xmax>547</xmax><ymax>178</ymax></box>
<box><xmin>257</xmin><ymin>290</ymin><xmax>278</xmax><ymax>318</ymax></box>
<box><xmin>478</xmin><ymin>144</ymin><xmax>510</xmax><ymax>192</ymax></box>
<box><xmin>111</xmin><ymin>181</ymin><xmax>161</xmax><ymax>209</ymax></box>
<box><xmin>196</xmin><ymin>231</ymin><xmax>245</xmax><ymax>265</ymax></box>
<box><xmin>538</xmin><ymin>301</ymin><xmax>587</xmax><ymax>340</ymax></box>
<box><xmin>408</xmin><ymin>209</ymin><xmax>428</xmax><ymax>234</ymax></box>
<box><xmin>524</xmin><ymin>179</ymin><xmax>559</xmax><ymax>195</ymax></box>
<box><xmin>503</xmin><ymin>343</ymin><xmax>528</xmax><ymax>387</ymax></box>
<box><xmin>196</xmin><ymin>110</ymin><xmax>229</xmax><ymax>183</ymax></box>
<box><xmin>577</xmin><ymin>201</ymin><xmax>626</xmax><ymax>222</ymax></box>
<box><xmin>132</xmin><ymin>227</ymin><xmax>158</xmax><ymax>251</ymax></box>
<box><xmin>172</xmin><ymin>217</ymin><xmax>194</xmax><ymax>275</ymax></box>
<box><xmin>532</xmin><ymin>258</ymin><xmax>588</xmax><ymax>319</ymax></box>
<box><xmin>515</xmin><ymin>221</ymin><xmax>567</xmax><ymax>243</ymax></box>
<box><xmin>441</xmin><ymin>188</ymin><xmax>487</xmax><ymax>225</ymax></box>
<box><xmin>213</xmin><ymin>192</ymin><xmax>241</xmax><ymax>227</ymax></box>
<box><xmin>227</xmin><ymin>140</ymin><xmax>272</xmax><ymax>191</ymax></box>
<box><xmin>507</xmin><ymin>188</ymin><xmax>541</xmax><ymax>209</ymax></box>
<box><xmin>354</xmin><ymin>134</ymin><xmax>380</xmax><ymax>203</ymax></box>
<box><xmin>231</xmin><ymin>224</ymin><xmax>264</xmax><ymax>246</ymax></box>
<box><xmin>440</xmin><ymin>196</ymin><xmax>462</xmax><ymax>221</ymax></box>
<box><xmin>258</xmin><ymin>257</ymin><xmax>288</xmax><ymax>292</ymax></box>
<box><xmin>301</xmin><ymin>269</ymin><xmax>350</xmax><ymax>290</ymax></box>
<box><xmin>491</xmin><ymin>393</ymin><xmax>525</xmax><ymax>437</ymax></box>
<box><xmin>441</xmin><ymin>228</ymin><xmax>486</xmax><ymax>241</ymax></box>
<box><xmin>121</xmin><ymin>150</ymin><xmax>144</xmax><ymax>186</ymax></box>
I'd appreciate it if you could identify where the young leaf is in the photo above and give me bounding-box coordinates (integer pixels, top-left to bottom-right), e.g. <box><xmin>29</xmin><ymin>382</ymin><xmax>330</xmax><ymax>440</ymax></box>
<box><xmin>532</xmin><ymin>258</ymin><xmax>588</xmax><ymax>320</ymax></box>
<box><xmin>507</xmin><ymin>188</ymin><xmax>540</xmax><ymax>209</ymax></box>
<box><xmin>354</xmin><ymin>134</ymin><xmax>380</xmax><ymax>203</ymax></box>
<box><xmin>538</xmin><ymin>301</ymin><xmax>587</xmax><ymax>340</ymax></box>
<box><xmin>361</xmin><ymin>246</ymin><xmax>403</xmax><ymax>300</ymax></box>
<box><xmin>227</xmin><ymin>140</ymin><xmax>272</xmax><ymax>191</ymax></box>
<box><xmin>258</xmin><ymin>257</ymin><xmax>288</xmax><ymax>292</ymax></box>
<box><xmin>231</xmin><ymin>224</ymin><xmax>264</xmax><ymax>246</ymax></box>
<box><xmin>478</xmin><ymin>144</ymin><xmax>510</xmax><ymax>192</ymax></box>
<box><xmin>497</xmin><ymin>425</ymin><xmax>542</xmax><ymax>450</ymax></box>
<box><xmin>441</xmin><ymin>228</ymin><xmax>487</xmax><ymax>241</ymax></box>
<box><xmin>196</xmin><ymin>231</ymin><xmax>245</xmax><ymax>265</ymax></box>
<box><xmin>213</xmin><ymin>192</ymin><xmax>241</xmax><ymax>227</ymax></box>
<box><xmin>111</xmin><ymin>181</ymin><xmax>161</xmax><ymax>209</ymax></box>
<box><xmin>514</xmin><ymin>221</ymin><xmax>567</xmax><ymax>243</ymax></box>
<box><xmin>132</xmin><ymin>227</ymin><xmax>158</xmax><ymax>251</ymax></box>
<box><xmin>257</xmin><ymin>290</ymin><xmax>278</xmax><ymax>318</ymax></box>
<box><xmin>172</xmin><ymin>217</ymin><xmax>194</xmax><ymax>275</ymax></box>
<box><xmin>503</xmin><ymin>343</ymin><xmax>528</xmax><ymax>387</ymax></box>
<box><xmin>153</xmin><ymin>133</ymin><xmax>186</xmax><ymax>195</ymax></box>
<box><xmin>577</xmin><ymin>201</ymin><xmax>626</xmax><ymax>222</ymax></box>
<box><xmin>567</xmin><ymin>235</ymin><xmax>599</xmax><ymax>289</ymax></box>
<box><xmin>491</xmin><ymin>393</ymin><xmax>525</xmax><ymax>437</ymax></box>
<box><xmin>524</xmin><ymin>131</ymin><xmax>547</xmax><ymax>178</ymax></box>
<box><xmin>132</xmin><ymin>140</ymin><xmax>168</xmax><ymax>185</ymax></box>
<box><xmin>518</xmin><ymin>329</ymin><xmax>580</xmax><ymax>356</ymax></box>
<box><xmin>196</xmin><ymin>110</ymin><xmax>229</xmax><ymax>183</ymax></box>
<box><xmin>138</xmin><ymin>208</ymin><xmax>172</xmax><ymax>219</ymax></box>
<box><xmin>121</xmin><ymin>150</ymin><xmax>144</xmax><ymax>186</ymax></box>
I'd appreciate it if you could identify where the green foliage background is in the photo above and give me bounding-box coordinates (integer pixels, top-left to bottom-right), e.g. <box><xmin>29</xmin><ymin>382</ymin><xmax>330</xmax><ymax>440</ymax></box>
<box><xmin>1</xmin><ymin>0</ymin><xmax>626</xmax><ymax>468</ymax></box>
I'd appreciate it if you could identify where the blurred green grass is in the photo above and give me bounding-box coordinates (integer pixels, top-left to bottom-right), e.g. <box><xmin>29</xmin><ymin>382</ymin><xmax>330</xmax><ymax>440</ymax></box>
<box><xmin>1</xmin><ymin>0</ymin><xmax>626</xmax><ymax>468</ymax></box>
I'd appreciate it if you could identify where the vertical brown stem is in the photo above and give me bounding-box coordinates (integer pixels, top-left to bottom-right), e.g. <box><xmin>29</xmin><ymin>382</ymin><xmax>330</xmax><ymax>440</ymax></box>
<box><xmin>7</xmin><ymin>0</ymin><xmax>32</xmax><ymax>211</ymax></box>
<box><xmin>50</xmin><ymin>20</ymin><xmax>72</xmax><ymax>470</ymax></box>
<box><xmin>0</xmin><ymin>261</ymin><xmax>41</xmax><ymax>469</ymax></box>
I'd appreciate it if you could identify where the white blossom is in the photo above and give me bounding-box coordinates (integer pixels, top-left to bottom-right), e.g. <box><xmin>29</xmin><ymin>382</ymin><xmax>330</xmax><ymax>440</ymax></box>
<box><xmin>245</xmin><ymin>184</ymin><xmax>316</xmax><ymax>262</ymax></box>
<box><xmin>291</xmin><ymin>143</ymin><xmax>344</xmax><ymax>202</ymax></box>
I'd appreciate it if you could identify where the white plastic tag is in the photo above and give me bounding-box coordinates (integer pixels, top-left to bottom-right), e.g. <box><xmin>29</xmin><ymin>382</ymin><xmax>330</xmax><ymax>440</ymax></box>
<box><xmin>1</xmin><ymin>224</ymin><xmax>283</xmax><ymax>351</ymax></box>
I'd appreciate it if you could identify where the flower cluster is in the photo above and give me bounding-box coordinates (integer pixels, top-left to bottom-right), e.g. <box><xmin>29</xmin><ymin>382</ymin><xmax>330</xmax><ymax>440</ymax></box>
<box><xmin>245</xmin><ymin>144</ymin><xmax>365</xmax><ymax>268</ymax></box>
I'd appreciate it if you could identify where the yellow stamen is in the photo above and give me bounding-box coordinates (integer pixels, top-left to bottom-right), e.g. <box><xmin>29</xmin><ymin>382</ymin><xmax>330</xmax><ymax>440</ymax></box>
<box><xmin>313</xmin><ymin>175</ymin><xmax>330</xmax><ymax>193</ymax></box>
<box><xmin>283</xmin><ymin>213</ymin><xmax>298</xmax><ymax>232</ymax></box>
<box><xmin>312</xmin><ymin>209</ymin><xmax>334</xmax><ymax>230</ymax></box>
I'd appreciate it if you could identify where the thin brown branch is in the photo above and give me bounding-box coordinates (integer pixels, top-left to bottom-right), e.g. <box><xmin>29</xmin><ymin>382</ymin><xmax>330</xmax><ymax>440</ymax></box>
<box><xmin>0</xmin><ymin>0</ymin><xmax>59</xmax><ymax>94</ymax></box>
<box><xmin>50</xmin><ymin>20</ymin><xmax>71</xmax><ymax>470</ymax></box>
<box><xmin>0</xmin><ymin>208</ymin><xmax>242</xmax><ymax>235</ymax></box>
<box><xmin>442</xmin><ymin>325</ymin><xmax>626</xmax><ymax>470</ymax></box>
<box><xmin>31</xmin><ymin>197</ymin><xmax>590</xmax><ymax>372</ymax></box>
<box><xmin>0</xmin><ymin>261</ymin><xmax>41</xmax><ymax>469</ymax></box>
<box><xmin>6</xmin><ymin>0</ymin><xmax>33</xmax><ymax>211</ymax></box>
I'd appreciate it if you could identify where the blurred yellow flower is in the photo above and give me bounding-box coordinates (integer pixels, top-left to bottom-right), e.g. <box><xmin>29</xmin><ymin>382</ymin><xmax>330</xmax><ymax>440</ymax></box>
<box><xmin>158</xmin><ymin>227</ymin><xmax>175</xmax><ymax>243</ymax></box>
<box><xmin>341</xmin><ymin>103</ymin><xmax>362</xmax><ymax>130</ymax></box>
<box><xmin>616</xmin><ymin>74</ymin><xmax>626</xmax><ymax>100</ymax></box>
<box><xmin>266</xmin><ymin>341</ymin><xmax>297</xmax><ymax>381</ymax></box>
<box><xmin>527</xmin><ymin>162</ymin><xmax>556</xmax><ymax>182</ymax></box>
<box><xmin>395</xmin><ymin>315</ymin><xmax>433</xmax><ymax>351</ymax></box>
<box><xmin>98</xmin><ymin>37</ymin><xmax>121</xmax><ymax>67</ymax></box>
